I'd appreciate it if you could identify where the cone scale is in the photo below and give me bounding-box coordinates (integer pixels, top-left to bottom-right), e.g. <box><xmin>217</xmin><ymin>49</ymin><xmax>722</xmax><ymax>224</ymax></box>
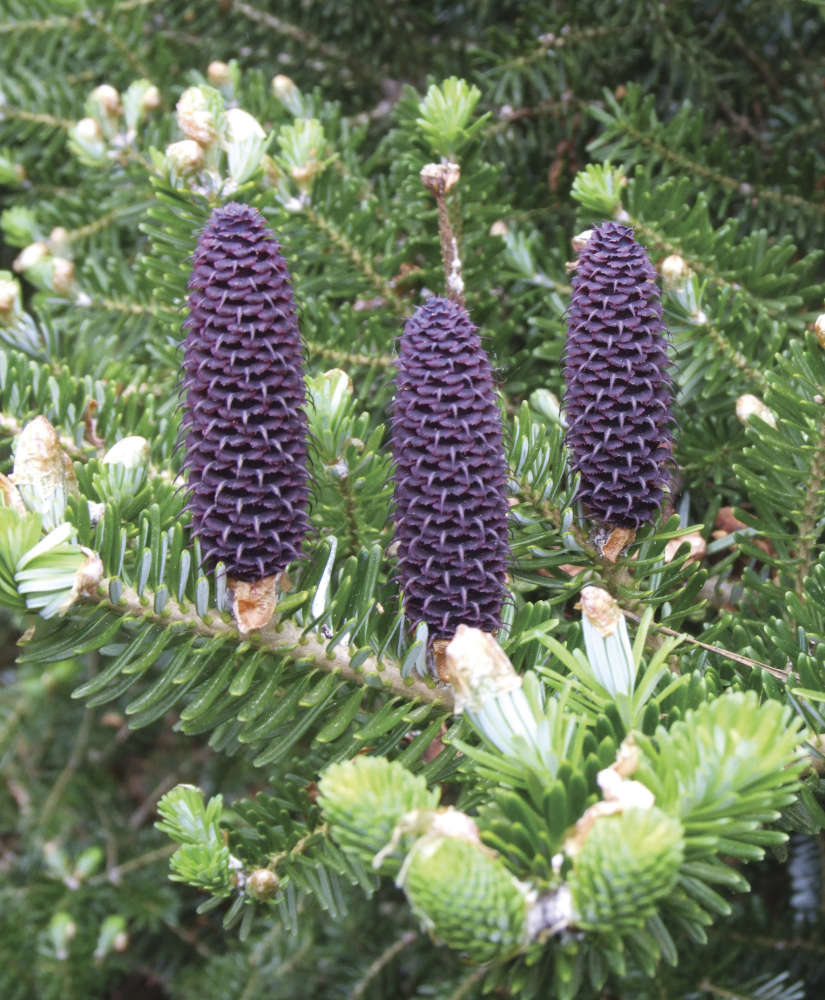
<box><xmin>181</xmin><ymin>202</ymin><xmax>308</xmax><ymax>582</ymax></box>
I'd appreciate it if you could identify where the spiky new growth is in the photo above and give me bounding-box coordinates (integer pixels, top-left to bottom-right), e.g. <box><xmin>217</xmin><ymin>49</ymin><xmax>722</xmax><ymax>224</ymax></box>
<box><xmin>392</xmin><ymin>296</ymin><xmax>509</xmax><ymax>639</ymax></box>
<box><xmin>563</xmin><ymin>222</ymin><xmax>672</xmax><ymax>528</ymax></box>
<box><xmin>181</xmin><ymin>202</ymin><xmax>308</xmax><ymax>581</ymax></box>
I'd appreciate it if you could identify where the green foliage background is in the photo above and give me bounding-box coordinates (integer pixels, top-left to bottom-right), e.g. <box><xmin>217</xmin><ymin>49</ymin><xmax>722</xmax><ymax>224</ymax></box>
<box><xmin>2</xmin><ymin>1</ymin><xmax>825</xmax><ymax>998</ymax></box>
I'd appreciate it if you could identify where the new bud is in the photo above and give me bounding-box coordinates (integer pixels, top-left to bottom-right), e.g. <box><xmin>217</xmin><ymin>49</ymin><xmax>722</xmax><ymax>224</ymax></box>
<box><xmin>736</xmin><ymin>393</ymin><xmax>777</xmax><ymax>429</ymax></box>
<box><xmin>176</xmin><ymin>87</ymin><xmax>219</xmax><ymax>146</ymax></box>
<box><xmin>165</xmin><ymin>139</ymin><xmax>205</xmax><ymax>176</ymax></box>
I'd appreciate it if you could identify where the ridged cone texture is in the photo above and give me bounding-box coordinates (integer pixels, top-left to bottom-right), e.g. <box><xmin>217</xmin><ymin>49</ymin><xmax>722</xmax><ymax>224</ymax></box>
<box><xmin>564</xmin><ymin>222</ymin><xmax>672</xmax><ymax>528</ymax></box>
<box><xmin>402</xmin><ymin>834</ymin><xmax>529</xmax><ymax>962</ymax></box>
<box><xmin>569</xmin><ymin>806</ymin><xmax>684</xmax><ymax>931</ymax></box>
<box><xmin>318</xmin><ymin>757</ymin><xmax>438</xmax><ymax>868</ymax></box>
<box><xmin>181</xmin><ymin>202</ymin><xmax>308</xmax><ymax>581</ymax></box>
<box><xmin>392</xmin><ymin>297</ymin><xmax>510</xmax><ymax>639</ymax></box>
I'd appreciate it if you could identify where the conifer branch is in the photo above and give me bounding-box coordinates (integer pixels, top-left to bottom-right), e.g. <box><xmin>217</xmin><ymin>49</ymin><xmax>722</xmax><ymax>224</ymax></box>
<box><xmin>80</xmin><ymin>295</ymin><xmax>164</xmax><ymax>318</ymax></box>
<box><xmin>95</xmin><ymin>582</ymin><xmax>452</xmax><ymax>709</ymax></box>
<box><xmin>700</xmin><ymin>316</ymin><xmax>769</xmax><ymax>388</ymax></box>
<box><xmin>90</xmin><ymin>844</ymin><xmax>177</xmax><ymax>885</ymax></box>
<box><xmin>728</xmin><ymin>930</ymin><xmax>825</xmax><ymax>957</ymax></box>
<box><xmin>349</xmin><ymin>930</ymin><xmax>418</xmax><ymax>1000</ymax></box>
<box><xmin>0</xmin><ymin>0</ymin><xmax>160</xmax><ymax>34</ymax></box>
<box><xmin>0</xmin><ymin>106</ymin><xmax>75</xmax><ymax>131</ymax></box>
<box><xmin>627</xmin><ymin>213</ymin><xmax>788</xmax><ymax>329</ymax></box>
<box><xmin>301</xmin><ymin>203</ymin><xmax>407</xmax><ymax>316</ymax></box>
<box><xmin>38</xmin><ymin>705</ymin><xmax>93</xmax><ymax>830</ymax></box>
<box><xmin>698</xmin><ymin>980</ymin><xmax>751</xmax><ymax>1000</ymax></box>
<box><xmin>620</xmin><ymin>119</ymin><xmax>825</xmax><ymax>215</ymax></box>
<box><xmin>305</xmin><ymin>342</ymin><xmax>394</xmax><ymax>369</ymax></box>
<box><xmin>498</xmin><ymin>25</ymin><xmax>626</xmax><ymax>71</ymax></box>
<box><xmin>793</xmin><ymin>403</ymin><xmax>825</xmax><ymax>596</ymax></box>
<box><xmin>64</xmin><ymin>205</ymin><xmax>150</xmax><ymax>245</ymax></box>
<box><xmin>487</xmin><ymin>97</ymin><xmax>573</xmax><ymax>132</ymax></box>
<box><xmin>88</xmin><ymin>14</ymin><xmax>152</xmax><ymax>79</ymax></box>
<box><xmin>448</xmin><ymin>967</ymin><xmax>486</xmax><ymax>1000</ymax></box>
<box><xmin>233</xmin><ymin>2</ymin><xmax>350</xmax><ymax>67</ymax></box>
<box><xmin>623</xmin><ymin>610</ymin><xmax>792</xmax><ymax>681</ymax></box>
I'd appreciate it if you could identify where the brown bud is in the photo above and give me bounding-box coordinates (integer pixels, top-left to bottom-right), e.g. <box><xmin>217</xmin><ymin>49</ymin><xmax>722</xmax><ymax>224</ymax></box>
<box><xmin>229</xmin><ymin>576</ymin><xmax>278</xmax><ymax>633</ymax></box>
<box><xmin>246</xmin><ymin>868</ymin><xmax>279</xmax><ymax>900</ymax></box>
<box><xmin>420</xmin><ymin>161</ymin><xmax>460</xmax><ymax>196</ymax></box>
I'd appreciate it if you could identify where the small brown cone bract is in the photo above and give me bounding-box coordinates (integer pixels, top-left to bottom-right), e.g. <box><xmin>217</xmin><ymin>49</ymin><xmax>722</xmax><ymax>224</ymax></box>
<box><xmin>181</xmin><ymin>202</ymin><xmax>309</xmax><ymax>583</ymax></box>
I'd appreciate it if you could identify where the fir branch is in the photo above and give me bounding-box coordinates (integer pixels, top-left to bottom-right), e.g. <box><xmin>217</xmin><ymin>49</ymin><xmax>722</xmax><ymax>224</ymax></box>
<box><xmin>237</xmin><ymin>936</ymin><xmax>314</xmax><ymax>1000</ymax></box>
<box><xmin>497</xmin><ymin>25</ymin><xmax>627</xmax><ymax>72</ymax></box>
<box><xmin>698</xmin><ymin>981</ymin><xmax>742</xmax><ymax>1000</ymax></box>
<box><xmin>349</xmin><ymin>930</ymin><xmax>418</xmax><ymax>1000</ymax></box>
<box><xmin>622</xmin><ymin>610</ymin><xmax>792</xmax><ymax>681</ymax></box>
<box><xmin>305</xmin><ymin>341</ymin><xmax>394</xmax><ymax>369</ymax></box>
<box><xmin>266</xmin><ymin>822</ymin><xmax>329</xmax><ymax>874</ymax></box>
<box><xmin>89</xmin><ymin>844</ymin><xmax>177</xmax><ymax>885</ymax></box>
<box><xmin>85</xmin><ymin>10</ymin><xmax>153</xmax><ymax>81</ymax></box>
<box><xmin>64</xmin><ymin>204</ymin><xmax>150</xmax><ymax>246</ymax></box>
<box><xmin>0</xmin><ymin>13</ymin><xmax>78</xmax><ymax>35</ymax></box>
<box><xmin>232</xmin><ymin>2</ymin><xmax>352</xmax><ymax>70</ymax></box>
<box><xmin>617</xmin><ymin>115</ymin><xmax>825</xmax><ymax>217</ymax></box>
<box><xmin>627</xmin><ymin>212</ymin><xmax>789</xmax><ymax>332</ymax></box>
<box><xmin>728</xmin><ymin>931</ymin><xmax>825</xmax><ymax>958</ymax></box>
<box><xmin>94</xmin><ymin>582</ymin><xmax>451</xmax><ymax>709</ymax></box>
<box><xmin>301</xmin><ymin>203</ymin><xmax>407</xmax><ymax>316</ymax></box>
<box><xmin>0</xmin><ymin>0</ymin><xmax>159</xmax><ymax>36</ymax></box>
<box><xmin>448</xmin><ymin>967</ymin><xmax>486</xmax><ymax>1000</ymax></box>
<box><xmin>38</xmin><ymin>704</ymin><xmax>93</xmax><ymax>830</ymax></box>
<box><xmin>79</xmin><ymin>295</ymin><xmax>164</xmax><ymax>318</ymax></box>
<box><xmin>698</xmin><ymin>315</ymin><xmax>769</xmax><ymax>390</ymax></box>
<box><xmin>0</xmin><ymin>105</ymin><xmax>75</xmax><ymax>131</ymax></box>
<box><xmin>487</xmin><ymin>96</ymin><xmax>573</xmax><ymax>132</ymax></box>
<box><xmin>793</xmin><ymin>403</ymin><xmax>825</xmax><ymax>597</ymax></box>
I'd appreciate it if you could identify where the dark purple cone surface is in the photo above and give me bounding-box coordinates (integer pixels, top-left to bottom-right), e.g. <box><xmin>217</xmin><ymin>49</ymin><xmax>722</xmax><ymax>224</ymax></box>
<box><xmin>563</xmin><ymin>222</ymin><xmax>672</xmax><ymax>529</ymax></box>
<box><xmin>392</xmin><ymin>297</ymin><xmax>510</xmax><ymax>639</ymax></box>
<box><xmin>181</xmin><ymin>202</ymin><xmax>308</xmax><ymax>581</ymax></box>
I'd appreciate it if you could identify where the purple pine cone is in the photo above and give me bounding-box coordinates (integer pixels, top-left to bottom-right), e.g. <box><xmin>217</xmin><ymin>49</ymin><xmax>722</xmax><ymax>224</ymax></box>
<box><xmin>181</xmin><ymin>202</ymin><xmax>309</xmax><ymax>581</ymax></box>
<box><xmin>563</xmin><ymin>222</ymin><xmax>672</xmax><ymax>529</ymax></box>
<box><xmin>392</xmin><ymin>297</ymin><xmax>510</xmax><ymax>638</ymax></box>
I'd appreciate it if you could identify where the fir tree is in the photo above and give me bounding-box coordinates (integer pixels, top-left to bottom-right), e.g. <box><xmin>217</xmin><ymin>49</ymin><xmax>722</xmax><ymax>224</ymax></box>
<box><xmin>2</xmin><ymin>3</ymin><xmax>825</xmax><ymax>999</ymax></box>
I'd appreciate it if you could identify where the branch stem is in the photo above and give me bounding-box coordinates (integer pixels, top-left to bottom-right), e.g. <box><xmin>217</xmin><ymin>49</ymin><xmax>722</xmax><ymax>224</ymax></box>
<box><xmin>96</xmin><ymin>582</ymin><xmax>453</xmax><ymax>710</ymax></box>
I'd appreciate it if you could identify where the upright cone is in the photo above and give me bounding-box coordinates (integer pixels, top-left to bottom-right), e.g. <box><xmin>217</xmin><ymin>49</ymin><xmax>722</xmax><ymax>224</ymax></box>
<box><xmin>391</xmin><ymin>296</ymin><xmax>509</xmax><ymax>638</ymax></box>
<box><xmin>181</xmin><ymin>202</ymin><xmax>308</xmax><ymax>581</ymax></box>
<box><xmin>563</xmin><ymin>222</ymin><xmax>672</xmax><ymax>529</ymax></box>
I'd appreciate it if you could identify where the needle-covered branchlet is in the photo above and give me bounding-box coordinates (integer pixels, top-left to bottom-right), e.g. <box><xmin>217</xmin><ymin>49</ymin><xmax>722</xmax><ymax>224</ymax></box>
<box><xmin>181</xmin><ymin>202</ymin><xmax>309</xmax><ymax>589</ymax></box>
<box><xmin>391</xmin><ymin>296</ymin><xmax>510</xmax><ymax>640</ymax></box>
<box><xmin>564</xmin><ymin>222</ymin><xmax>673</xmax><ymax>529</ymax></box>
